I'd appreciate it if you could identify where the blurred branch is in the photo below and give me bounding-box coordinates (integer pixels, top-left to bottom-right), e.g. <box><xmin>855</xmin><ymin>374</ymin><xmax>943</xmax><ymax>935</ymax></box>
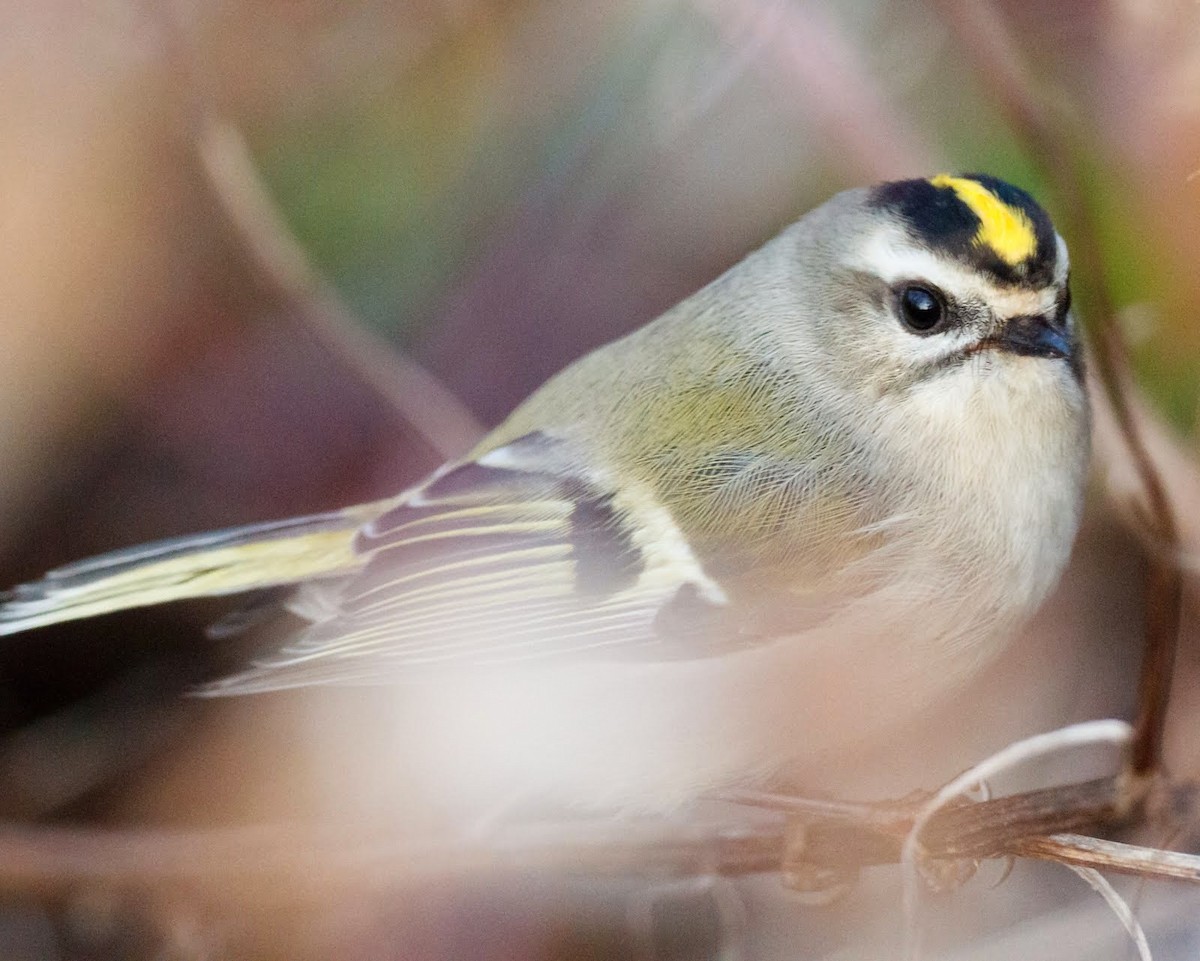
<box><xmin>929</xmin><ymin>0</ymin><xmax>1183</xmax><ymax>779</ymax></box>
<box><xmin>195</xmin><ymin>119</ymin><xmax>484</xmax><ymax>460</ymax></box>
<box><xmin>694</xmin><ymin>0</ymin><xmax>936</xmax><ymax>180</ymax></box>
<box><xmin>0</xmin><ymin>772</ymin><xmax>1197</xmax><ymax>907</ymax></box>
<box><xmin>1015</xmin><ymin>834</ymin><xmax>1200</xmax><ymax>884</ymax></box>
<box><xmin>155</xmin><ymin>0</ymin><xmax>484</xmax><ymax>462</ymax></box>
<box><xmin>0</xmin><ymin>816</ymin><xmax>783</xmax><ymax>905</ymax></box>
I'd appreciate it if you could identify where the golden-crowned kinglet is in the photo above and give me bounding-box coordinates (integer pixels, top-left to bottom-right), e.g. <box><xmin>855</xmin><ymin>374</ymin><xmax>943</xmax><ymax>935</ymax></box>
<box><xmin>0</xmin><ymin>174</ymin><xmax>1088</xmax><ymax>812</ymax></box>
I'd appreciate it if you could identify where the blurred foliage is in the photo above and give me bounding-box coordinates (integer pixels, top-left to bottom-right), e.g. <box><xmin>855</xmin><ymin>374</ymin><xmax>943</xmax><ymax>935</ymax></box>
<box><xmin>255</xmin><ymin>2</ymin><xmax>710</xmax><ymax>336</ymax></box>
<box><xmin>2</xmin><ymin>0</ymin><xmax>1200</xmax><ymax>957</ymax></box>
<box><xmin>256</xmin><ymin>33</ymin><xmax>519</xmax><ymax>334</ymax></box>
<box><xmin>247</xmin><ymin>0</ymin><xmax>1200</xmax><ymax>432</ymax></box>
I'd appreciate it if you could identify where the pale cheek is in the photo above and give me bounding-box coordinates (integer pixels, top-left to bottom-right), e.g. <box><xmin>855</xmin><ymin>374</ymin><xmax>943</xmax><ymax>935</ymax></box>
<box><xmin>873</xmin><ymin>355</ymin><xmax>1089</xmax><ymax>519</ymax></box>
<box><xmin>906</xmin><ymin>354</ymin><xmax>1084</xmax><ymax>427</ymax></box>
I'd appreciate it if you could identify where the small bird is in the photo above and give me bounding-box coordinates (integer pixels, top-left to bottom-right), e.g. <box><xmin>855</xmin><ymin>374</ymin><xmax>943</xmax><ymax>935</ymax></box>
<box><xmin>0</xmin><ymin>174</ymin><xmax>1089</xmax><ymax>813</ymax></box>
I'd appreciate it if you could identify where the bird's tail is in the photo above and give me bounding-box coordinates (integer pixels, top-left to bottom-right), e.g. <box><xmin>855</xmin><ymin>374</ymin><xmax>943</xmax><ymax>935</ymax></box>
<box><xmin>0</xmin><ymin>504</ymin><xmax>386</xmax><ymax>635</ymax></box>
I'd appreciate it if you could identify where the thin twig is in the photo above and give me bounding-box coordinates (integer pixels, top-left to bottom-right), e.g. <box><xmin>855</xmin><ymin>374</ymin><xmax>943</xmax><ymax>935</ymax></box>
<box><xmin>0</xmin><ymin>776</ymin><xmax>1195</xmax><ymax>908</ymax></box>
<box><xmin>723</xmin><ymin>774</ymin><xmax>1135</xmax><ymax>863</ymax></box>
<box><xmin>694</xmin><ymin>0</ymin><xmax>936</xmax><ymax>180</ymax></box>
<box><xmin>155</xmin><ymin>0</ymin><xmax>484</xmax><ymax>461</ymax></box>
<box><xmin>1065</xmin><ymin>865</ymin><xmax>1153</xmax><ymax>961</ymax></box>
<box><xmin>901</xmin><ymin>721</ymin><xmax>1133</xmax><ymax>961</ymax></box>
<box><xmin>931</xmin><ymin>0</ymin><xmax>1184</xmax><ymax>780</ymax></box>
<box><xmin>1015</xmin><ymin>834</ymin><xmax>1200</xmax><ymax>884</ymax></box>
<box><xmin>195</xmin><ymin>119</ymin><xmax>484</xmax><ymax>459</ymax></box>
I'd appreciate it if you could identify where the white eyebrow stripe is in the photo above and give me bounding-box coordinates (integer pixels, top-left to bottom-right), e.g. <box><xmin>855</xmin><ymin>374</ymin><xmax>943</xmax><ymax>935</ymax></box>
<box><xmin>1053</xmin><ymin>234</ymin><xmax>1071</xmax><ymax>287</ymax></box>
<box><xmin>855</xmin><ymin>227</ymin><xmax>1063</xmax><ymax>318</ymax></box>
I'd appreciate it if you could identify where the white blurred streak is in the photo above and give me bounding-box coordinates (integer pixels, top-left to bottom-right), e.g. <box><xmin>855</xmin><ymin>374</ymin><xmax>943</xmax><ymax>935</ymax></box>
<box><xmin>901</xmin><ymin>718</ymin><xmax>1134</xmax><ymax>961</ymax></box>
<box><xmin>692</xmin><ymin>0</ymin><xmax>936</xmax><ymax>180</ymax></box>
<box><xmin>657</xmin><ymin>0</ymin><xmax>785</xmax><ymax>142</ymax></box>
<box><xmin>1067</xmin><ymin>864</ymin><xmax>1152</xmax><ymax>961</ymax></box>
<box><xmin>928</xmin><ymin>885</ymin><xmax>1200</xmax><ymax>961</ymax></box>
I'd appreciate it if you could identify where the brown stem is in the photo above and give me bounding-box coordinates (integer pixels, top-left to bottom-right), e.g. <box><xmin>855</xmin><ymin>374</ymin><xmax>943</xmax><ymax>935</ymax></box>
<box><xmin>195</xmin><ymin>119</ymin><xmax>485</xmax><ymax>460</ymax></box>
<box><xmin>154</xmin><ymin>0</ymin><xmax>484</xmax><ymax>462</ymax></box>
<box><xmin>930</xmin><ymin>0</ymin><xmax>1183</xmax><ymax>779</ymax></box>
<box><xmin>0</xmin><ymin>775</ymin><xmax>1193</xmax><ymax>905</ymax></box>
<box><xmin>1011</xmin><ymin>833</ymin><xmax>1200</xmax><ymax>883</ymax></box>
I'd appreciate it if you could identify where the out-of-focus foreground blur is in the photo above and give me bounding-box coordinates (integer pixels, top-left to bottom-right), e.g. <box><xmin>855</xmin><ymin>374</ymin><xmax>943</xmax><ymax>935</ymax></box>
<box><xmin>2</xmin><ymin>0</ymin><xmax>1200</xmax><ymax>958</ymax></box>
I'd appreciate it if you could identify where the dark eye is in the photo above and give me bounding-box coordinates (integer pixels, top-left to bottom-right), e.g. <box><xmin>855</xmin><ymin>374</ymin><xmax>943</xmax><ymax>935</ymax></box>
<box><xmin>899</xmin><ymin>285</ymin><xmax>945</xmax><ymax>333</ymax></box>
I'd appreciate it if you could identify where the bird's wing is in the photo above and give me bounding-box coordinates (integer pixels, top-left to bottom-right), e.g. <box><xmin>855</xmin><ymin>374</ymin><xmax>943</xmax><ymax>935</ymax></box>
<box><xmin>204</xmin><ymin>432</ymin><xmax>746</xmax><ymax>694</ymax></box>
<box><xmin>0</xmin><ymin>509</ymin><xmax>379</xmax><ymax>636</ymax></box>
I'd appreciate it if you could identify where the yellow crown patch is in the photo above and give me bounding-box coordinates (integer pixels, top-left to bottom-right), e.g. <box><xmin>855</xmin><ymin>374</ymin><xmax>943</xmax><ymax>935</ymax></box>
<box><xmin>929</xmin><ymin>174</ymin><xmax>1038</xmax><ymax>267</ymax></box>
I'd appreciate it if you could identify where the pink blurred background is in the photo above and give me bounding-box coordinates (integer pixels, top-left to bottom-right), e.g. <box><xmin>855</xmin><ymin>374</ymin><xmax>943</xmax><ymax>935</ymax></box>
<box><xmin>1</xmin><ymin>0</ymin><xmax>1199</xmax><ymax>957</ymax></box>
